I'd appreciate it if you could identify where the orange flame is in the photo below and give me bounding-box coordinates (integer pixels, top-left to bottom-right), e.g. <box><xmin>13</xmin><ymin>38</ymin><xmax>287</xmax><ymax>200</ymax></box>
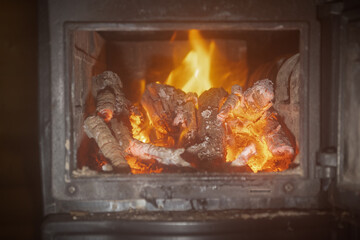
<box><xmin>165</xmin><ymin>29</ymin><xmax>215</xmax><ymax>96</ymax></box>
<box><xmin>129</xmin><ymin>105</ymin><xmax>150</xmax><ymax>144</ymax></box>
<box><xmin>125</xmin><ymin>156</ymin><xmax>163</xmax><ymax>174</ymax></box>
<box><xmin>224</xmin><ymin>107</ymin><xmax>292</xmax><ymax>173</ymax></box>
<box><xmin>97</xmin><ymin>110</ymin><xmax>113</xmax><ymax>123</ymax></box>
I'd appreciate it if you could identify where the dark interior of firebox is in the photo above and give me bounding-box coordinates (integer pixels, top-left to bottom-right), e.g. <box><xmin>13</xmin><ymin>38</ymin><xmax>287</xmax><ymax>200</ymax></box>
<box><xmin>72</xmin><ymin>29</ymin><xmax>300</xmax><ymax>175</ymax></box>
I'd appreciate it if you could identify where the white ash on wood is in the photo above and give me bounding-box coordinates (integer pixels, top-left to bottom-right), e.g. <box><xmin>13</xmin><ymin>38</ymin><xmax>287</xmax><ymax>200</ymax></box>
<box><xmin>244</xmin><ymin>79</ymin><xmax>274</xmax><ymax>112</ymax></box>
<box><xmin>218</xmin><ymin>79</ymin><xmax>295</xmax><ymax>168</ymax></box>
<box><xmin>263</xmin><ymin>116</ymin><xmax>294</xmax><ymax>157</ymax></box>
<box><xmin>141</xmin><ymin>82</ymin><xmax>187</xmax><ymax>135</ymax></box>
<box><xmin>231</xmin><ymin>143</ymin><xmax>256</xmax><ymax>166</ymax></box>
<box><xmin>247</xmin><ymin>54</ymin><xmax>300</xmax><ymax>164</ymax></box>
<box><xmin>186</xmin><ymin>88</ymin><xmax>228</xmax><ymax>167</ymax></box>
<box><xmin>93</xmin><ymin>71</ymin><xmax>130</xmax><ymax>120</ymax></box>
<box><xmin>127</xmin><ymin>140</ymin><xmax>191</xmax><ymax>167</ymax></box>
<box><xmin>110</xmin><ymin>118</ymin><xmax>132</xmax><ymax>151</ymax></box>
<box><xmin>218</xmin><ymin>79</ymin><xmax>274</xmax><ymax>130</ymax></box>
<box><xmin>81</xmin><ymin>69</ymin><xmax>297</xmax><ymax>172</ymax></box>
<box><xmin>96</xmin><ymin>88</ymin><xmax>116</xmax><ymax>122</ymax></box>
<box><xmin>217</xmin><ymin>79</ymin><xmax>274</xmax><ymax>125</ymax></box>
<box><xmin>83</xmin><ymin>110</ymin><xmax>192</xmax><ymax>170</ymax></box>
<box><xmin>83</xmin><ymin>115</ymin><xmax>129</xmax><ymax>168</ymax></box>
<box><xmin>140</xmin><ymin>83</ymin><xmax>199</xmax><ymax>147</ymax></box>
<box><xmin>173</xmin><ymin>92</ymin><xmax>198</xmax><ymax>147</ymax></box>
<box><xmin>217</xmin><ymin>84</ymin><xmax>244</xmax><ymax>122</ymax></box>
<box><xmin>111</xmin><ymin>116</ymin><xmax>191</xmax><ymax>167</ymax></box>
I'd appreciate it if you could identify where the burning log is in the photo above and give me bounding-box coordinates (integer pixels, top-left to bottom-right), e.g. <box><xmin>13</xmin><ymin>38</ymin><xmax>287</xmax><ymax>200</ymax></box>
<box><xmin>129</xmin><ymin>104</ymin><xmax>150</xmax><ymax>143</ymax></box>
<box><xmin>244</xmin><ymin>79</ymin><xmax>274</xmax><ymax>113</ymax></box>
<box><xmin>127</xmin><ymin>140</ymin><xmax>191</xmax><ymax>167</ymax></box>
<box><xmin>186</xmin><ymin>88</ymin><xmax>228</xmax><ymax>168</ymax></box>
<box><xmin>217</xmin><ymin>84</ymin><xmax>244</xmax><ymax>122</ymax></box>
<box><xmin>83</xmin><ymin>116</ymin><xmax>129</xmax><ymax>168</ymax></box>
<box><xmin>141</xmin><ymin>82</ymin><xmax>186</xmax><ymax>136</ymax></box>
<box><xmin>218</xmin><ymin>80</ymin><xmax>273</xmax><ymax>127</ymax></box>
<box><xmin>93</xmin><ymin>71</ymin><xmax>130</xmax><ymax>121</ymax></box>
<box><xmin>217</xmin><ymin>79</ymin><xmax>274</xmax><ymax>128</ymax></box>
<box><xmin>83</xmin><ymin>69</ymin><xmax>295</xmax><ymax>173</ymax></box>
<box><xmin>96</xmin><ymin>88</ymin><xmax>115</xmax><ymax>122</ymax></box>
<box><xmin>140</xmin><ymin>82</ymin><xmax>199</xmax><ymax>147</ymax></box>
<box><xmin>110</xmin><ymin>118</ymin><xmax>132</xmax><ymax>151</ymax></box>
<box><xmin>263</xmin><ymin>115</ymin><xmax>294</xmax><ymax>157</ymax></box>
<box><xmin>218</xmin><ymin>79</ymin><xmax>294</xmax><ymax>172</ymax></box>
<box><xmin>243</xmin><ymin>80</ymin><xmax>294</xmax><ymax>159</ymax></box>
<box><xmin>110</xmin><ymin>116</ymin><xmax>191</xmax><ymax>168</ymax></box>
<box><xmin>173</xmin><ymin>93</ymin><xmax>198</xmax><ymax>147</ymax></box>
<box><xmin>230</xmin><ymin>143</ymin><xmax>256</xmax><ymax>166</ymax></box>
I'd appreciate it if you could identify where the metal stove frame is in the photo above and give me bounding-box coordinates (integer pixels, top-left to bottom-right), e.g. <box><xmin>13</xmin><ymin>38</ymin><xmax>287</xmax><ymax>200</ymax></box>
<box><xmin>39</xmin><ymin>0</ymin><xmax>322</xmax><ymax>215</ymax></box>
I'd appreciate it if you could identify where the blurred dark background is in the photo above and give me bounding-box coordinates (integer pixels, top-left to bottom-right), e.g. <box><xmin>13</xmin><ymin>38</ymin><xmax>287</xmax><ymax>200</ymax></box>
<box><xmin>0</xmin><ymin>0</ymin><xmax>42</xmax><ymax>239</ymax></box>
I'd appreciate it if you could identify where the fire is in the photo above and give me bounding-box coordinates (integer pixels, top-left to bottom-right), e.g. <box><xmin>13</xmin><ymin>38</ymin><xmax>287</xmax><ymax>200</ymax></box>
<box><xmin>97</xmin><ymin>109</ymin><xmax>113</xmax><ymax>123</ymax></box>
<box><xmin>83</xmin><ymin>30</ymin><xmax>293</xmax><ymax>174</ymax></box>
<box><xmin>224</xmin><ymin>105</ymin><xmax>292</xmax><ymax>173</ymax></box>
<box><xmin>125</xmin><ymin>30</ymin><xmax>293</xmax><ymax>173</ymax></box>
<box><xmin>165</xmin><ymin>29</ymin><xmax>215</xmax><ymax>96</ymax></box>
<box><xmin>129</xmin><ymin>104</ymin><xmax>150</xmax><ymax>143</ymax></box>
<box><xmin>225</xmin><ymin>117</ymin><xmax>274</xmax><ymax>173</ymax></box>
<box><xmin>95</xmin><ymin>155</ymin><xmax>108</xmax><ymax>168</ymax></box>
<box><xmin>125</xmin><ymin>156</ymin><xmax>163</xmax><ymax>174</ymax></box>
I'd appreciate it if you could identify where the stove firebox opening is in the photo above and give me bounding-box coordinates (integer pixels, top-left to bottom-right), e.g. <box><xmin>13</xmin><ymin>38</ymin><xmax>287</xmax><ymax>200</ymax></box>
<box><xmin>72</xmin><ymin>28</ymin><xmax>300</xmax><ymax>175</ymax></box>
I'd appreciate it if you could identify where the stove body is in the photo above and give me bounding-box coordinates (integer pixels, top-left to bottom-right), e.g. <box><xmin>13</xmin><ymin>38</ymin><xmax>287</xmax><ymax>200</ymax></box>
<box><xmin>39</xmin><ymin>0</ymin><xmax>360</xmax><ymax>239</ymax></box>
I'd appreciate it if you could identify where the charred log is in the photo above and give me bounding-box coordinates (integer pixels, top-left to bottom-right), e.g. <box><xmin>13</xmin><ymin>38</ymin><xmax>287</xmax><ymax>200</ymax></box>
<box><xmin>140</xmin><ymin>82</ymin><xmax>198</xmax><ymax>147</ymax></box>
<box><xmin>141</xmin><ymin>82</ymin><xmax>187</xmax><ymax>136</ymax></box>
<box><xmin>93</xmin><ymin>71</ymin><xmax>130</xmax><ymax>117</ymax></box>
<box><xmin>218</xmin><ymin>79</ymin><xmax>275</xmax><ymax>130</ymax></box>
<box><xmin>96</xmin><ymin>88</ymin><xmax>115</xmax><ymax>122</ymax></box>
<box><xmin>244</xmin><ymin>79</ymin><xmax>274</xmax><ymax>112</ymax></box>
<box><xmin>263</xmin><ymin>114</ymin><xmax>294</xmax><ymax>157</ymax></box>
<box><xmin>83</xmin><ymin>116</ymin><xmax>129</xmax><ymax>168</ymax></box>
<box><xmin>218</xmin><ymin>79</ymin><xmax>295</xmax><ymax>172</ymax></box>
<box><xmin>217</xmin><ymin>84</ymin><xmax>244</xmax><ymax>122</ymax></box>
<box><xmin>110</xmin><ymin>118</ymin><xmax>132</xmax><ymax>151</ymax></box>
<box><xmin>173</xmin><ymin>100</ymin><xmax>197</xmax><ymax>147</ymax></box>
<box><xmin>186</xmin><ymin>88</ymin><xmax>228</xmax><ymax>168</ymax></box>
<box><xmin>111</xmin><ymin>115</ymin><xmax>191</xmax><ymax>167</ymax></box>
<box><xmin>93</xmin><ymin>71</ymin><xmax>123</xmax><ymax>90</ymax></box>
<box><xmin>127</xmin><ymin>140</ymin><xmax>191</xmax><ymax>167</ymax></box>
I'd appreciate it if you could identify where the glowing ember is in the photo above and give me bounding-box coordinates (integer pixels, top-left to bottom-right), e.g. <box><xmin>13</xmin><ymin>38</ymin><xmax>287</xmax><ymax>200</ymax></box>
<box><xmin>95</xmin><ymin>155</ymin><xmax>108</xmax><ymax>168</ymax></box>
<box><xmin>219</xmin><ymin>80</ymin><xmax>294</xmax><ymax>172</ymax></box>
<box><xmin>97</xmin><ymin>110</ymin><xmax>113</xmax><ymax>123</ymax></box>
<box><xmin>125</xmin><ymin>156</ymin><xmax>163</xmax><ymax>174</ymax></box>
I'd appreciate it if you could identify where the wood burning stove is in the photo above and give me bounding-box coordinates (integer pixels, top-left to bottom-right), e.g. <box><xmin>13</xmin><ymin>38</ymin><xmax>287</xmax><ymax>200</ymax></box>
<box><xmin>39</xmin><ymin>0</ymin><xmax>360</xmax><ymax>239</ymax></box>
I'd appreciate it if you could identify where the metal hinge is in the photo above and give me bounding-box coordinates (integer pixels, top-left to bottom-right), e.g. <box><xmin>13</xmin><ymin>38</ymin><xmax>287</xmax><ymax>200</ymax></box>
<box><xmin>316</xmin><ymin>149</ymin><xmax>337</xmax><ymax>191</ymax></box>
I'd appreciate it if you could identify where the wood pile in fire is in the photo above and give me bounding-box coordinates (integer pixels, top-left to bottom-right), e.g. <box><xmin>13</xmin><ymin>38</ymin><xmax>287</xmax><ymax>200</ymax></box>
<box><xmin>83</xmin><ymin>70</ymin><xmax>295</xmax><ymax>174</ymax></box>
